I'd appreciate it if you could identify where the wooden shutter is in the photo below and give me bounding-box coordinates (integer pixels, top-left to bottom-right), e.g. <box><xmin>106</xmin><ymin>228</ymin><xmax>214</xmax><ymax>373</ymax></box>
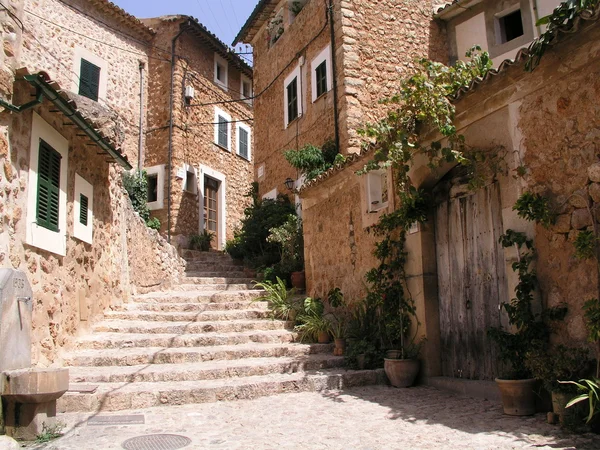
<box><xmin>239</xmin><ymin>128</ymin><xmax>248</xmax><ymax>159</ymax></box>
<box><xmin>79</xmin><ymin>59</ymin><xmax>101</xmax><ymax>101</ymax></box>
<box><xmin>218</xmin><ymin>116</ymin><xmax>228</xmax><ymax>148</ymax></box>
<box><xmin>36</xmin><ymin>139</ymin><xmax>61</xmax><ymax>232</ymax></box>
<box><xmin>79</xmin><ymin>194</ymin><xmax>89</xmax><ymax>226</ymax></box>
<box><xmin>316</xmin><ymin>61</ymin><xmax>327</xmax><ymax>97</ymax></box>
<box><xmin>287</xmin><ymin>78</ymin><xmax>298</xmax><ymax>122</ymax></box>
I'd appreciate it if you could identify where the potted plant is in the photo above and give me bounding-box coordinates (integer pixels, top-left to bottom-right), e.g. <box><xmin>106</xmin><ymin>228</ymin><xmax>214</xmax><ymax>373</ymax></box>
<box><xmin>488</xmin><ymin>231</ymin><xmax>567</xmax><ymax>416</ymax></box>
<box><xmin>267</xmin><ymin>215</ymin><xmax>305</xmax><ymax>290</ymax></box>
<box><xmin>326</xmin><ymin>288</ymin><xmax>348</xmax><ymax>355</ymax></box>
<box><xmin>266</xmin><ymin>15</ymin><xmax>284</xmax><ymax>45</ymax></box>
<box><xmin>252</xmin><ymin>277</ymin><xmax>297</xmax><ymax>321</ymax></box>
<box><xmin>190</xmin><ymin>230</ymin><xmax>214</xmax><ymax>251</ymax></box>
<box><xmin>289</xmin><ymin>1</ymin><xmax>305</xmax><ymax>16</ymax></box>
<box><xmin>295</xmin><ymin>297</ymin><xmax>331</xmax><ymax>343</ymax></box>
<box><xmin>526</xmin><ymin>345</ymin><xmax>592</xmax><ymax>424</ymax></box>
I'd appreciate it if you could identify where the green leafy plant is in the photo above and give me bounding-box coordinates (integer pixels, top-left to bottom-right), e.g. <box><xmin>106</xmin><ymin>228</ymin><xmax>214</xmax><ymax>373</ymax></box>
<box><xmin>513</xmin><ymin>192</ymin><xmax>554</xmax><ymax>227</ymax></box>
<box><xmin>561</xmin><ymin>378</ymin><xmax>600</xmax><ymax>424</ymax></box>
<box><xmin>295</xmin><ymin>297</ymin><xmax>330</xmax><ymax>342</ymax></box>
<box><xmin>345</xmin><ymin>338</ymin><xmax>383</xmax><ymax>370</ymax></box>
<box><xmin>290</xmin><ymin>0</ymin><xmax>305</xmax><ymax>16</ymax></box>
<box><xmin>575</xmin><ymin>230</ymin><xmax>597</xmax><ymax>260</ymax></box>
<box><xmin>267</xmin><ymin>214</ymin><xmax>304</xmax><ymax>272</ymax></box>
<box><xmin>252</xmin><ymin>277</ymin><xmax>297</xmax><ymax>321</ymax></box>
<box><xmin>583</xmin><ymin>298</ymin><xmax>600</xmax><ymax>378</ymax></box>
<box><xmin>326</xmin><ymin>287</ymin><xmax>348</xmax><ymax>339</ymax></box>
<box><xmin>190</xmin><ymin>230</ymin><xmax>214</xmax><ymax>251</ymax></box>
<box><xmin>36</xmin><ymin>421</ymin><xmax>65</xmax><ymax>443</ymax></box>
<box><xmin>526</xmin><ymin>345</ymin><xmax>592</xmax><ymax>394</ymax></box>
<box><xmin>284</xmin><ymin>140</ymin><xmax>339</xmax><ymax>181</ymax></box>
<box><xmin>123</xmin><ymin>170</ymin><xmax>161</xmax><ymax>230</ymax></box>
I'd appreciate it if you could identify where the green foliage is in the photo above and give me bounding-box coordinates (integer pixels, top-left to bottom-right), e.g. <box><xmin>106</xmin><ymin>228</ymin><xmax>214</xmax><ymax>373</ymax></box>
<box><xmin>345</xmin><ymin>339</ymin><xmax>384</xmax><ymax>370</ymax></box>
<box><xmin>513</xmin><ymin>192</ymin><xmax>554</xmax><ymax>227</ymax></box>
<box><xmin>295</xmin><ymin>297</ymin><xmax>331</xmax><ymax>342</ymax></box>
<box><xmin>224</xmin><ymin>184</ymin><xmax>296</xmax><ymax>270</ymax></box>
<box><xmin>36</xmin><ymin>421</ymin><xmax>65</xmax><ymax>443</ymax></box>
<box><xmin>526</xmin><ymin>345</ymin><xmax>592</xmax><ymax>393</ymax></box>
<box><xmin>326</xmin><ymin>288</ymin><xmax>348</xmax><ymax>339</ymax></box>
<box><xmin>527</xmin><ymin>0</ymin><xmax>600</xmax><ymax>71</ymax></box>
<box><xmin>584</xmin><ymin>298</ymin><xmax>600</xmax><ymax>343</ymax></box>
<box><xmin>488</xmin><ymin>230</ymin><xmax>567</xmax><ymax>379</ymax></box>
<box><xmin>253</xmin><ymin>277</ymin><xmax>298</xmax><ymax>321</ymax></box>
<box><xmin>575</xmin><ymin>230</ymin><xmax>597</xmax><ymax>260</ymax></box>
<box><xmin>123</xmin><ymin>170</ymin><xmax>161</xmax><ymax>230</ymax></box>
<box><xmin>562</xmin><ymin>378</ymin><xmax>600</xmax><ymax>424</ymax></box>
<box><xmin>284</xmin><ymin>140</ymin><xmax>339</xmax><ymax>180</ymax></box>
<box><xmin>267</xmin><ymin>215</ymin><xmax>304</xmax><ymax>272</ymax></box>
<box><xmin>190</xmin><ymin>230</ymin><xmax>214</xmax><ymax>251</ymax></box>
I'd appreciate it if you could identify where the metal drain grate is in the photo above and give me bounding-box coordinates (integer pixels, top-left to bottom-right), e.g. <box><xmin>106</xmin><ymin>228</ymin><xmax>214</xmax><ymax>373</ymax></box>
<box><xmin>122</xmin><ymin>434</ymin><xmax>192</xmax><ymax>450</ymax></box>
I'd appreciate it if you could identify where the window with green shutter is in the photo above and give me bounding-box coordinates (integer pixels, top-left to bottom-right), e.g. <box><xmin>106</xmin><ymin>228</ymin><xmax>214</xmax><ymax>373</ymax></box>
<box><xmin>79</xmin><ymin>194</ymin><xmax>89</xmax><ymax>226</ymax></box>
<box><xmin>315</xmin><ymin>61</ymin><xmax>327</xmax><ymax>98</ymax></box>
<box><xmin>79</xmin><ymin>59</ymin><xmax>101</xmax><ymax>101</ymax></box>
<box><xmin>287</xmin><ymin>78</ymin><xmax>298</xmax><ymax>123</ymax></box>
<box><xmin>217</xmin><ymin>116</ymin><xmax>228</xmax><ymax>148</ymax></box>
<box><xmin>238</xmin><ymin>127</ymin><xmax>249</xmax><ymax>159</ymax></box>
<box><xmin>36</xmin><ymin>139</ymin><xmax>61</xmax><ymax>232</ymax></box>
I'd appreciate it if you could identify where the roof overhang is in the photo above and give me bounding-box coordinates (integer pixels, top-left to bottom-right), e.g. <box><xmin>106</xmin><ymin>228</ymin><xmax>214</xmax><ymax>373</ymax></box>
<box><xmin>233</xmin><ymin>0</ymin><xmax>279</xmax><ymax>46</ymax></box>
<box><xmin>434</xmin><ymin>0</ymin><xmax>484</xmax><ymax>21</ymax></box>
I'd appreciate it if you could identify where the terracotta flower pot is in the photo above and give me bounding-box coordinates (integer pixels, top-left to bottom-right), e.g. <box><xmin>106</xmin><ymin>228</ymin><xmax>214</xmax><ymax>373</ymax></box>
<box><xmin>356</xmin><ymin>354</ymin><xmax>366</xmax><ymax>370</ymax></box>
<box><xmin>495</xmin><ymin>378</ymin><xmax>537</xmax><ymax>416</ymax></box>
<box><xmin>384</xmin><ymin>358</ymin><xmax>420</xmax><ymax>388</ymax></box>
<box><xmin>334</xmin><ymin>338</ymin><xmax>346</xmax><ymax>356</ymax></box>
<box><xmin>290</xmin><ymin>271</ymin><xmax>306</xmax><ymax>290</ymax></box>
<box><xmin>317</xmin><ymin>331</ymin><xmax>330</xmax><ymax>344</ymax></box>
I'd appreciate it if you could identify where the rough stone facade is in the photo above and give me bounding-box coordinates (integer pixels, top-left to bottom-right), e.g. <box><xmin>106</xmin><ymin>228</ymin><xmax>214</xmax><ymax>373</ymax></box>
<box><xmin>0</xmin><ymin>1</ymin><xmax>184</xmax><ymax>367</ymax></box>
<box><xmin>145</xmin><ymin>17</ymin><xmax>254</xmax><ymax>250</ymax></box>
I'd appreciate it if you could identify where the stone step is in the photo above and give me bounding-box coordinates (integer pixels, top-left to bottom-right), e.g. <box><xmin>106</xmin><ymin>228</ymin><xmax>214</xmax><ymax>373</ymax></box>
<box><xmin>68</xmin><ymin>355</ymin><xmax>345</xmax><ymax>383</ymax></box>
<box><xmin>182</xmin><ymin>277</ymin><xmax>255</xmax><ymax>285</ymax></box>
<box><xmin>103</xmin><ymin>309</ymin><xmax>270</xmax><ymax>322</ymax></box>
<box><xmin>93</xmin><ymin>319</ymin><xmax>290</xmax><ymax>334</ymax></box>
<box><xmin>171</xmin><ymin>283</ymin><xmax>256</xmax><ymax>292</ymax></box>
<box><xmin>185</xmin><ymin>262</ymin><xmax>247</xmax><ymax>272</ymax></box>
<box><xmin>132</xmin><ymin>290</ymin><xmax>266</xmax><ymax>304</ymax></box>
<box><xmin>59</xmin><ymin>368</ymin><xmax>386</xmax><ymax>412</ymax></box>
<box><xmin>182</xmin><ymin>250</ymin><xmax>242</xmax><ymax>262</ymax></box>
<box><xmin>126</xmin><ymin>301</ymin><xmax>268</xmax><ymax>313</ymax></box>
<box><xmin>64</xmin><ymin>343</ymin><xmax>334</xmax><ymax>367</ymax></box>
<box><xmin>184</xmin><ymin>271</ymin><xmax>250</xmax><ymax>278</ymax></box>
<box><xmin>75</xmin><ymin>329</ymin><xmax>296</xmax><ymax>350</ymax></box>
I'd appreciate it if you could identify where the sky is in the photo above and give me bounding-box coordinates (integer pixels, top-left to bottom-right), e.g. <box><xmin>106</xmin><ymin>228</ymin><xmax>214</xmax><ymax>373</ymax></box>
<box><xmin>111</xmin><ymin>0</ymin><xmax>259</xmax><ymax>56</ymax></box>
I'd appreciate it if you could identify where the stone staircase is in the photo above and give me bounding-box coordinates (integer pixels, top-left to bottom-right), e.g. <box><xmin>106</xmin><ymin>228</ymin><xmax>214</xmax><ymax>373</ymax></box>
<box><xmin>58</xmin><ymin>251</ymin><xmax>385</xmax><ymax>413</ymax></box>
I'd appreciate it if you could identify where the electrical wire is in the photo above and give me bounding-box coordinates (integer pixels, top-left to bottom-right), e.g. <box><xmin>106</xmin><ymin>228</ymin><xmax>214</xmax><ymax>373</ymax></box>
<box><xmin>0</xmin><ymin>1</ymin><xmax>23</xmax><ymax>30</ymax></box>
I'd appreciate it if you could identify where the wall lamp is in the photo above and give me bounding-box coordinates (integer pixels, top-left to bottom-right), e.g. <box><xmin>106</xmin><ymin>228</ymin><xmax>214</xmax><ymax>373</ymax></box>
<box><xmin>284</xmin><ymin>177</ymin><xmax>295</xmax><ymax>191</ymax></box>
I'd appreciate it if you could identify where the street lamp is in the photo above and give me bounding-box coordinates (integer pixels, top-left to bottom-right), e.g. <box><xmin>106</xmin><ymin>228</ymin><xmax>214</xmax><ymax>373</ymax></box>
<box><xmin>284</xmin><ymin>177</ymin><xmax>295</xmax><ymax>191</ymax></box>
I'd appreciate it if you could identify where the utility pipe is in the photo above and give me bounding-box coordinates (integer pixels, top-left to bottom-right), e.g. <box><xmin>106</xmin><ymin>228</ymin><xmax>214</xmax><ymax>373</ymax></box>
<box><xmin>167</xmin><ymin>23</ymin><xmax>188</xmax><ymax>243</ymax></box>
<box><xmin>328</xmin><ymin>0</ymin><xmax>341</xmax><ymax>153</ymax></box>
<box><xmin>138</xmin><ymin>61</ymin><xmax>145</xmax><ymax>172</ymax></box>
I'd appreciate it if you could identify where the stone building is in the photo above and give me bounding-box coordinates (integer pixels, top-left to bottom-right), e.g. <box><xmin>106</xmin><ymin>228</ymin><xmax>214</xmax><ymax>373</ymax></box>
<box><xmin>0</xmin><ymin>0</ymin><xmax>184</xmax><ymax>367</ymax></box>
<box><xmin>143</xmin><ymin>16</ymin><xmax>254</xmax><ymax>250</ymax></box>
<box><xmin>236</xmin><ymin>0</ymin><xmax>600</xmax><ymax>385</ymax></box>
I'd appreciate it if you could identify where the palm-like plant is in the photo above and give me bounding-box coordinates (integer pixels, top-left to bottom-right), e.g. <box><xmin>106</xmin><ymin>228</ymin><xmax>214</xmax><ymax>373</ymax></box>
<box><xmin>561</xmin><ymin>378</ymin><xmax>600</xmax><ymax>424</ymax></box>
<box><xmin>252</xmin><ymin>277</ymin><xmax>297</xmax><ymax>320</ymax></box>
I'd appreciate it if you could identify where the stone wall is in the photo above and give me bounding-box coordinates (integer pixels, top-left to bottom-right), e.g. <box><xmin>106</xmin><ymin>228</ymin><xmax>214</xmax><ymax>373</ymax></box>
<box><xmin>145</xmin><ymin>18</ymin><xmax>253</xmax><ymax>249</ymax></box>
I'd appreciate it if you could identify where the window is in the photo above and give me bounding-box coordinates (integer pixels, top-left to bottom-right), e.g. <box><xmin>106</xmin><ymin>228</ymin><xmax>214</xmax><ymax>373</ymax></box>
<box><xmin>78</xmin><ymin>59</ymin><xmax>101</xmax><ymax>101</ymax></box>
<box><xmin>145</xmin><ymin>165</ymin><xmax>166</xmax><ymax>210</ymax></box>
<box><xmin>241</xmin><ymin>75</ymin><xmax>253</xmax><ymax>104</ymax></box>
<box><xmin>214</xmin><ymin>107</ymin><xmax>232</xmax><ymax>151</ymax></box>
<box><xmin>262</xmin><ymin>188</ymin><xmax>278</xmax><ymax>201</ymax></box>
<box><xmin>26</xmin><ymin>113</ymin><xmax>69</xmax><ymax>256</ymax></box>
<box><xmin>184</xmin><ymin>166</ymin><xmax>197</xmax><ymax>194</ymax></box>
<box><xmin>74</xmin><ymin>174</ymin><xmax>93</xmax><ymax>244</ymax></box>
<box><xmin>236</xmin><ymin>123</ymin><xmax>251</xmax><ymax>160</ymax></box>
<box><xmin>311</xmin><ymin>46</ymin><xmax>332</xmax><ymax>102</ymax></box>
<box><xmin>367</xmin><ymin>170</ymin><xmax>389</xmax><ymax>212</ymax></box>
<box><xmin>214</xmin><ymin>54</ymin><xmax>228</xmax><ymax>90</ymax></box>
<box><xmin>497</xmin><ymin>9</ymin><xmax>524</xmax><ymax>44</ymax></box>
<box><xmin>147</xmin><ymin>173</ymin><xmax>158</xmax><ymax>203</ymax></box>
<box><xmin>284</xmin><ymin>65</ymin><xmax>302</xmax><ymax>127</ymax></box>
<box><xmin>289</xmin><ymin>0</ymin><xmax>308</xmax><ymax>23</ymax></box>
<box><xmin>36</xmin><ymin>140</ymin><xmax>61</xmax><ymax>232</ymax></box>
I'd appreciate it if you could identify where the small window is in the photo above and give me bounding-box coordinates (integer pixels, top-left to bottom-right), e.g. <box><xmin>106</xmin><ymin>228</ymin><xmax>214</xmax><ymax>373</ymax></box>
<box><xmin>287</xmin><ymin>78</ymin><xmax>298</xmax><ymax>123</ymax></box>
<box><xmin>315</xmin><ymin>61</ymin><xmax>327</xmax><ymax>98</ymax></box>
<box><xmin>214</xmin><ymin>107</ymin><xmax>232</xmax><ymax>151</ymax></box>
<box><xmin>185</xmin><ymin>168</ymin><xmax>196</xmax><ymax>194</ymax></box>
<box><xmin>367</xmin><ymin>171</ymin><xmax>389</xmax><ymax>212</ymax></box>
<box><xmin>36</xmin><ymin>139</ymin><xmax>61</xmax><ymax>232</ymax></box>
<box><xmin>78</xmin><ymin>59</ymin><xmax>101</xmax><ymax>101</ymax></box>
<box><xmin>214</xmin><ymin>54</ymin><xmax>228</xmax><ymax>90</ymax></box>
<box><xmin>147</xmin><ymin>173</ymin><xmax>158</xmax><ymax>203</ymax></box>
<box><xmin>237</xmin><ymin>123</ymin><xmax>251</xmax><ymax>160</ymax></box>
<box><xmin>498</xmin><ymin>10</ymin><xmax>524</xmax><ymax>44</ymax></box>
<box><xmin>79</xmin><ymin>194</ymin><xmax>89</xmax><ymax>226</ymax></box>
<box><xmin>217</xmin><ymin>116</ymin><xmax>228</xmax><ymax>148</ymax></box>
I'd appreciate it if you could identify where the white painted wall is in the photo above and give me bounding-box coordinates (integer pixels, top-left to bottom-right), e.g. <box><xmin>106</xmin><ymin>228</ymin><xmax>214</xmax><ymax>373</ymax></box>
<box><xmin>455</xmin><ymin>13</ymin><xmax>488</xmax><ymax>62</ymax></box>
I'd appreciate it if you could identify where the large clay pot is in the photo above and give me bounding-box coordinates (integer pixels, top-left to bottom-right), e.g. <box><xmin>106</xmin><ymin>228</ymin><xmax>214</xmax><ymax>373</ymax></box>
<box><xmin>334</xmin><ymin>338</ymin><xmax>346</xmax><ymax>356</ymax></box>
<box><xmin>317</xmin><ymin>331</ymin><xmax>330</xmax><ymax>344</ymax></box>
<box><xmin>384</xmin><ymin>358</ymin><xmax>420</xmax><ymax>388</ymax></box>
<box><xmin>551</xmin><ymin>391</ymin><xmax>571</xmax><ymax>424</ymax></box>
<box><xmin>495</xmin><ymin>378</ymin><xmax>537</xmax><ymax>416</ymax></box>
<box><xmin>290</xmin><ymin>271</ymin><xmax>306</xmax><ymax>290</ymax></box>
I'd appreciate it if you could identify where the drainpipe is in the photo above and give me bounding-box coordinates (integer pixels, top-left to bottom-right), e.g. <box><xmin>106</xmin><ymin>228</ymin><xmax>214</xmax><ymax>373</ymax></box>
<box><xmin>168</xmin><ymin>23</ymin><xmax>187</xmax><ymax>244</ymax></box>
<box><xmin>531</xmin><ymin>0</ymin><xmax>543</xmax><ymax>38</ymax></box>
<box><xmin>138</xmin><ymin>61</ymin><xmax>145</xmax><ymax>172</ymax></box>
<box><xmin>328</xmin><ymin>0</ymin><xmax>341</xmax><ymax>153</ymax></box>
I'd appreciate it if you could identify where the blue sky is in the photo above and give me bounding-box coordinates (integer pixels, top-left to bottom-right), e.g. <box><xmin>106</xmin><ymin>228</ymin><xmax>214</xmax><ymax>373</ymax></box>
<box><xmin>112</xmin><ymin>0</ymin><xmax>258</xmax><ymax>53</ymax></box>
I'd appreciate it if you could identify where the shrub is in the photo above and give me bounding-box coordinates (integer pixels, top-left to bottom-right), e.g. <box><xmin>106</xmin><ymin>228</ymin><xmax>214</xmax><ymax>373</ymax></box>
<box><xmin>123</xmin><ymin>170</ymin><xmax>161</xmax><ymax>230</ymax></box>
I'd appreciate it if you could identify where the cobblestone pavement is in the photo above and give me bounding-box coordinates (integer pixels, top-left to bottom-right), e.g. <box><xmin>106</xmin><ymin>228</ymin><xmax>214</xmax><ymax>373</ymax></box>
<box><xmin>28</xmin><ymin>385</ymin><xmax>600</xmax><ymax>450</ymax></box>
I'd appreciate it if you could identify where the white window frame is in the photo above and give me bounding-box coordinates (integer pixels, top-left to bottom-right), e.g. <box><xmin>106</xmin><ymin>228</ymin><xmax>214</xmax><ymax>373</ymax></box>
<box><xmin>257</xmin><ymin>163</ymin><xmax>265</xmax><ymax>180</ymax></box>
<box><xmin>236</xmin><ymin>122</ymin><xmax>252</xmax><ymax>161</ymax></box>
<box><xmin>146</xmin><ymin>165</ymin><xmax>165</xmax><ymax>210</ymax></box>
<box><xmin>240</xmin><ymin>74</ymin><xmax>253</xmax><ymax>105</ymax></box>
<box><xmin>367</xmin><ymin>170</ymin><xmax>389</xmax><ymax>213</ymax></box>
<box><xmin>311</xmin><ymin>45</ymin><xmax>333</xmax><ymax>102</ymax></box>
<box><xmin>214</xmin><ymin>53</ymin><xmax>229</xmax><ymax>91</ymax></box>
<box><xmin>182</xmin><ymin>163</ymin><xmax>198</xmax><ymax>195</ymax></box>
<box><xmin>198</xmin><ymin>165</ymin><xmax>227</xmax><ymax>251</ymax></box>
<box><xmin>214</xmin><ymin>107</ymin><xmax>232</xmax><ymax>151</ymax></box>
<box><xmin>26</xmin><ymin>113</ymin><xmax>69</xmax><ymax>256</ymax></box>
<box><xmin>284</xmin><ymin>65</ymin><xmax>302</xmax><ymax>128</ymax></box>
<box><xmin>494</xmin><ymin>4</ymin><xmax>523</xmax><ymax>45</ymax></box>
<box><xmin>73</xmin><ymin>174</ymin><xmax>93</xmax><ymax>244</ymax></box>
<box><xmin>71</xmin><ymin>47</ymin><xmax>108</xmax><ymax>103</ymax></box>
<box><xmin>262</xmin><ymin>188</ymin><xmax>278</xmax><ymax>201</ymax></box>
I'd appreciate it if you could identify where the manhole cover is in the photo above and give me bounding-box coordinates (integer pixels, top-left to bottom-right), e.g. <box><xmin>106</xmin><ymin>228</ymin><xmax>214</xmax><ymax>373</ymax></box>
<box><xmin>122</xmin><ymin>434</ymin><xmax>192</xmax><ymax>450</ymax></box>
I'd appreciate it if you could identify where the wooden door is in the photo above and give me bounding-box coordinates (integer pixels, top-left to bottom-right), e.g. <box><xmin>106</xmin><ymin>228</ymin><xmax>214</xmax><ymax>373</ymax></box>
<box><xmin>434</xmin><ymin>172</ymin><xmax>507</xmax><ymax>380</ymax></box>
<box><xmin>204</xmin><ymin>177</ymin><xmax>219</xmax><ymax>235</ymax></box>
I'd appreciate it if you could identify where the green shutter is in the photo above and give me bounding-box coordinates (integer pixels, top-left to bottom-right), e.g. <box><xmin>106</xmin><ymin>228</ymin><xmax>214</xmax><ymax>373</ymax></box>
<box><xmin>316</xmin><ymin>61</ymin><xmax>327</xmax><ymax>97</ymax></box>
<box><xmin>36</xmin><ymin>139</ymin><xmax>61</xmax><ymax>232</ymax></box>
<box><xmin>79</xmin><ymin>59</ymin><xmax>101</xmax><ymax>101</ymax></box>
<box><xmin>287</xmin><ymin>78</ymin><xmax>298</xmax><ymax>122</ymax></box>
<box><xmin>239</xmin><ymin>128</ymin><xmax>248</xmax><ymax>159</ymax></box>
<box><xmin>218</xmin><ymin>116</ymin><xmax>228</xmax><ymax>148</ymax></box>
<box><xmin>79</xmin><ymin>194</ymin><xmax>89</xmax><ymax>226</ymax></box>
